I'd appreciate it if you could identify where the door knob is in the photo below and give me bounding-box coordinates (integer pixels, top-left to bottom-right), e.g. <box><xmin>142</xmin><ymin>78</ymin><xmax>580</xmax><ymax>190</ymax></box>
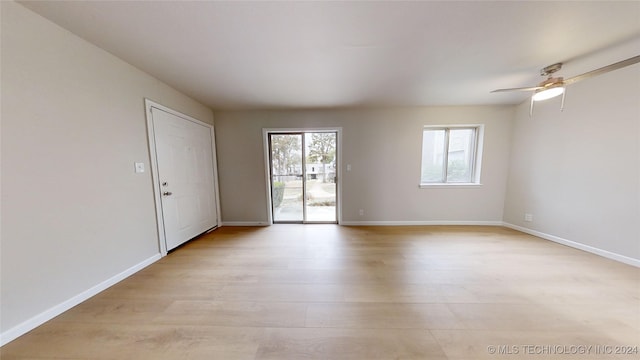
<box><xmin>162</xmin><ymin>191</ymin><xmax>173</xmax><ymax>196</ymax></box>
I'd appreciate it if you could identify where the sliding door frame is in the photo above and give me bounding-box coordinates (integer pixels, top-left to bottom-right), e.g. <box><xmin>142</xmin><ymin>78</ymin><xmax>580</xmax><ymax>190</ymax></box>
<box><xmin>262</xmin><ymin>127</ymin><xmax>342</xmax><ymax>225</ymax></box>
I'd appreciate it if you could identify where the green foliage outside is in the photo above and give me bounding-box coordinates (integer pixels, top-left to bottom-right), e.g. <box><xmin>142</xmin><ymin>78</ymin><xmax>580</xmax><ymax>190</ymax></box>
<box><xmin>271</xmin><ymin>135</ymin><xmax>301</xmax><ymax>176</ymax></box>
<box><xmin>307</xmin><ymin>133</ymin><xmax>336</xmax><ymax>182</ymax></box>
<box><xmin>446</xmin><ymin>160</ymin><xmax>470</xmax><ymax>182</ymax></box>
<box><xmin>272</xmin><ymin>181</ymin><xmax>285</xmax><ymax>207</ymax></box>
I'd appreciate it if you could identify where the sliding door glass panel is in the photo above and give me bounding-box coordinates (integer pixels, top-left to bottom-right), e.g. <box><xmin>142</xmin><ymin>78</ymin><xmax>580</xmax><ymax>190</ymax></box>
<box><xmin>270</xmin><ymin>134</ymin><xmax>303</xmax><ymax>222</ymax></box>
<box><xmin>304</xmin><ymin>132</ymin><xmax>337</xmax><ymax>222</ymax></box>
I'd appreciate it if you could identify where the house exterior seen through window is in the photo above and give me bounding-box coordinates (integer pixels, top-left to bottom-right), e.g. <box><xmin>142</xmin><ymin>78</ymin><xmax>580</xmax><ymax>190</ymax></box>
<box><xmin>420</xmin><ymin>125</ymin><xmax>483</xmax><ymax>186</ymax></box>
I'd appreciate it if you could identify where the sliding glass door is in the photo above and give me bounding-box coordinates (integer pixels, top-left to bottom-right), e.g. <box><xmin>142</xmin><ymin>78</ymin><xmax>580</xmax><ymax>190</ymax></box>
<box><xmin>270</xmin><ymin>133</ymin><xmax>304</xmax><ymax>222</ymax></box>
<box><xmin>303</xmin><ymin>132</ymin><xmax>337</xmax><ymax>222</ymax></box>
<box><xmin>269</xmin><ymin>131</ymin><xmax>337</xmax><ymax>223</ymax></box>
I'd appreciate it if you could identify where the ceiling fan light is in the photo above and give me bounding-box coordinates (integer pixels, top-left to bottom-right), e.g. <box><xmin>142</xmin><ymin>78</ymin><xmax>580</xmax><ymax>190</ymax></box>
<box><xmin>532</xmin><ymin>86</ymin><xmax>565</xmax><ymax>101</ymax></box>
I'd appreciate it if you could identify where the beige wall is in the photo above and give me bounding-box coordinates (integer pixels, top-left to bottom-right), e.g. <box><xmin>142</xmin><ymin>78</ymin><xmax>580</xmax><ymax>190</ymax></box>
<box><xmin>1</xmin><ymin>1</ymin><xmax>213</xmax><ymax>337</ymax></box>
<box><xmin>214</xmin><ymin>106</ymin><xmax>514</xmax><ymax>224</ymax></box>
<box><xmin>503</xmin><ymin>57</ymin><xmax>640</xmax><ymax>261</ymax></box>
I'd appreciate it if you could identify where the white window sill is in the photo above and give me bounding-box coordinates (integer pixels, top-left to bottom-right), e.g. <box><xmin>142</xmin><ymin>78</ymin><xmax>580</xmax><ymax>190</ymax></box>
<box><xmin>419</xmin><ymin>183</ymin><xmax>482</xmax><ymax>189</ymax></box>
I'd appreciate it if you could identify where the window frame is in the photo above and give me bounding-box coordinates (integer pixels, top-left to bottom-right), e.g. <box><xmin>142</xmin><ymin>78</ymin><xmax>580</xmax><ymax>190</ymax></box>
<box><xmin>419</xmin><ymin>124</ymin><xmax>484</xmax><ymax>188</ymax></box>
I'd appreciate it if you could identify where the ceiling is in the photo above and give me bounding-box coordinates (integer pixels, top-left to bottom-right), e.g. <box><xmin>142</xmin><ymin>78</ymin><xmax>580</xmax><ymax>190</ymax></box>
<box><xmin>18</xmin><ymin>1</ymin><xmax>640</xmax><ymax>110</ymax></box>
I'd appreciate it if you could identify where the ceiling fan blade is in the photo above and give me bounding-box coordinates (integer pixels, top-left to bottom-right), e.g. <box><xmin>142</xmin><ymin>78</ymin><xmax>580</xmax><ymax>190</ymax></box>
<box><xmin>563</xmin><ymin>54</ymin><xmax>640</xmax><ymax>85</ymax></box>
<box><xmin>491</xmin><ymin>86</ymin><xmax>542</xmax><ymax>93</ymax></box>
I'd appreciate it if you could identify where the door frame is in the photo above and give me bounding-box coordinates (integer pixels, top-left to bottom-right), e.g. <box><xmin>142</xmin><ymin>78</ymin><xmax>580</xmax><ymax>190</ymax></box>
<box><xmin>145</xmin><ymin>99</ymin><xmax>221</xmax><ymax>256</ymax></box>
<box><xmin>262</xmin><ymin>127</ymin><xmax>342</xmax><ymax>225</ymax></box>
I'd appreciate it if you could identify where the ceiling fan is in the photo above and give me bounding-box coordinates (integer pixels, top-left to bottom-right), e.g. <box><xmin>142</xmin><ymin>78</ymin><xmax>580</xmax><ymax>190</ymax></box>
<box><xmin>492</xmin><ymin>55</ymin><xmax>640</xmax><ymax>115</ymax></box>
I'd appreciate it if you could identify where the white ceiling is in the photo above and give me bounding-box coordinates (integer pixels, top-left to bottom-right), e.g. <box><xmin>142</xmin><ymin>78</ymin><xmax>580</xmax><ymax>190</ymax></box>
<box><xmin>18</xmin><ymin>1</ymin><xmax>640</xmax><ymax>110</ymax></box>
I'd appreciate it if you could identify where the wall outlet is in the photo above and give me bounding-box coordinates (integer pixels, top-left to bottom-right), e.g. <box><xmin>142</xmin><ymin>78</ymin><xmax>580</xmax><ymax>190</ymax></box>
<box><xmin>524</xmin><ymin>213</ymin><xmax>533</xmax><ymax>222</ymax></box>
<box><xmin>359</xmin><ymin>209</ymin><xmax>364</xmax><ymax>216</ymax></box>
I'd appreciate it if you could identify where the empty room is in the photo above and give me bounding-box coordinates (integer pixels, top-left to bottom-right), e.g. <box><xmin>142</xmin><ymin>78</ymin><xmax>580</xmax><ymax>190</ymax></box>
<box><xmin>1</xmin><ymin>1</ymin><xmax>638</xmax><ymax>359</ymax></box>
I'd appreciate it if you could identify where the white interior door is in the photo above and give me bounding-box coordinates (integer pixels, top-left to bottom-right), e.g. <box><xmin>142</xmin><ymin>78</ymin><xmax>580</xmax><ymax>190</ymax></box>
<box><xmin>151</xmin><ymin>107</ymin><xmax>218</xmax><ymax>251</ymax></box>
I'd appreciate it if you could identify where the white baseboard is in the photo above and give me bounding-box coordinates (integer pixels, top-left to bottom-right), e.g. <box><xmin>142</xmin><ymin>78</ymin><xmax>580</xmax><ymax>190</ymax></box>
<box><xmin>503</xmin><ymin>222</ymin><xmax>640</xmax><ymax>268</ymax></box>
<box><xmin>0</xmin><ymin>254</ymin><xmax>161</xmax><ymax>346</ymax></box>
<box><xmin>222</xmin><ymin>220</ymin><xmax>504</xmax><ymax>227</ymax></box>
<box><xmin>340</xmin><ymin>220</ymin><xmax>504</xmax><ymax>226</ymax></box>
<box><xmin>221</xmin><ymin>221</ymin><xmax>270</xmax><ymax>226</ymax></box>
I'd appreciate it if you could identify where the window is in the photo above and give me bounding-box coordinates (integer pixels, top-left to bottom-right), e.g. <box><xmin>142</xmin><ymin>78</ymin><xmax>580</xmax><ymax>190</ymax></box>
<box><xmin>420</xmin><ymin>125</ymin><xmax>483</xmax><ymax>186</ymax></box>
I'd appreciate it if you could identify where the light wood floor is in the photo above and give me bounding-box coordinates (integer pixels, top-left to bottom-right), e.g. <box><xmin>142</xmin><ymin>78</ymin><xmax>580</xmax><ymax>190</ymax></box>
<box><xmin>2</xmin><ymin>225</ymin><xmax>639</xmax><ymax>359</ymax></box>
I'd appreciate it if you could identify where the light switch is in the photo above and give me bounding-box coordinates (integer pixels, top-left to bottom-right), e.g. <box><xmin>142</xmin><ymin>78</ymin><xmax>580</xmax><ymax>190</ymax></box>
<box><xmin>134</xmin><ymin>162</ymin><xmax>145</xmax><ymax>173</ymax></box>
<box><xmin>347</xmin><ymin>164</ymin><xmax>352</xmax><ymax>171</ymax></box>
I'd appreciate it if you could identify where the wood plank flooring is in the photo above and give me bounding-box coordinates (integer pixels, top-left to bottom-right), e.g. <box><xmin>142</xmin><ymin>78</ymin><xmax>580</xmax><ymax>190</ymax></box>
<box><xmin>2</xmin><ymin>225</ymin><xmax>639</xmax><ymax>359</ymax></box>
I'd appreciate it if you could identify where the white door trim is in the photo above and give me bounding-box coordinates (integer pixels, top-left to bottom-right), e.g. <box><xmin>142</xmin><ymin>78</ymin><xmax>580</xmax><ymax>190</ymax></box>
<box><xmin>145</xmin><ymin>99</ymin><xmax>221</xmax><ymax>256</ymax></box>
<box><xmin>262</xmin><ymin>127</ymin><xmax>342</xmax><ymax>225</ymax></box>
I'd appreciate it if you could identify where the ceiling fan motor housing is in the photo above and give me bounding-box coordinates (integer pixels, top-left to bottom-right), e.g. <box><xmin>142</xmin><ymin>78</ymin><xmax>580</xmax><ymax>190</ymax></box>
<box><xmin>540</xmin><ymin>63</ymin><xmax>563</xmax><ymax>77</ymax></box>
